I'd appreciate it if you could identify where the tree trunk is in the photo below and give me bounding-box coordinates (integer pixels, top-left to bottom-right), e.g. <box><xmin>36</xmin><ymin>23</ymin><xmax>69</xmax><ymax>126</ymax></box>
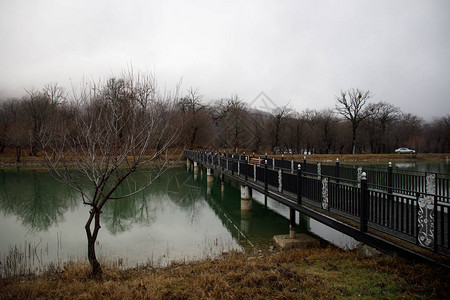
<box><xmin>352</xmin><ymin>126</ymin><xmax>357</xmax><ymax>154</ymax></box>
<box><xmin>86</xmin><ymin>209</ymin><xmax>103</xmax><ymax>277</ymax></box>
<box><xmin>16</xmin><ymin>146</ymin><xmax>21</xmax><ymax>163</ymax></box>
<box><xmin>190</xmin><ymin>127</ymin><xmax>198</xmax><ymax>150</ymax></box>
<box><xmin>87</xmin><ymin>237</ymin><xmax>102</xmax><ymax>277</ymax></box>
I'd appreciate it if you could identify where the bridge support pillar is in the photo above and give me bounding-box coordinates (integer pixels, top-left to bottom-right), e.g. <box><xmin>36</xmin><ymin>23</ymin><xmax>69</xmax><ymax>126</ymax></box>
<box><xmin>207</xmin><ymin>168</ymin><xmax>214</xmax><ymax>183</ymax></box>
<box><xmin>240</xmin><ymin>185</ymin><xmax>252</xmax><ymax>210</ymax></box>
<box><xmin>241</xmin><ymin>210</ymin><xmax>251</xmax><ymax>234</ymax></box>
<box><xmin>207</xmin><ymin>172</ymin><xmax>213</xmax><ymax>195</ymax></box>
<box><xmin>289</xmin><ymin>208</ymin><xmax>296</xmax><ymax>238</ymax></box>
<box><xmin>186</xmin><ymin>158</ymin><xmax>191</xmax><ymax>168</ymax></box>
<box><xmin>193</xmin><ymin>162</ymin><xmax>199</xmax><ymax>180</ymax></box>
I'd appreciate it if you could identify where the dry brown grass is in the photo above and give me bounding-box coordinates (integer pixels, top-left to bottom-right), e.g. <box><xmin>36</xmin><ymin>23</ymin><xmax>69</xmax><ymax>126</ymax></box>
<box><xmin>213</xmin><ymin>148</ymin><xmax>449</xmax><ymax>164</ymax></box>
<box><xmin>2</xmin><ymin>147</ymin><xmax>448</xmax><ymax>168</ymax></box>
<box><xmin>1</xmin><ymin>246</ymin><xmax>448</xmax><ymax>299</ymax></box>
<box><xmin>256</xmin><ymin>152</ymin><xmax>448</xmax><ymax>163</ymax></box>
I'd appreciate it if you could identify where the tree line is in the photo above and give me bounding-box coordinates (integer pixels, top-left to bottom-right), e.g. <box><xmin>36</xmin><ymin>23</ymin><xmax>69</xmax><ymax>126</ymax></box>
<box><xmin>179</xmin><ymin>88</ymin><xmax>449</xmax><ymax>154</ymax></box>
<box><xmin>1</xmin><ymin>83</ymin><xmax>449</xmax><ymax>160</ymax></box>
<box><xmin>0</xmin><ymin>76</ymin><xmax>181</xmax><ymax>162</ymax></box>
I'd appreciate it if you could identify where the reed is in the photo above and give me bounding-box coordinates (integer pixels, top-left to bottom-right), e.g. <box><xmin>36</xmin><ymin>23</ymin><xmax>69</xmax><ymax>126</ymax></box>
<box><xmin>1</xmin><ymin>245</ymin><xmax>448</xmax><ymax>299</ymax></box>
<box><xmin>1</xmin><ymin>236</ymin><xmax>242</xmax><ymax>279</ymax></box>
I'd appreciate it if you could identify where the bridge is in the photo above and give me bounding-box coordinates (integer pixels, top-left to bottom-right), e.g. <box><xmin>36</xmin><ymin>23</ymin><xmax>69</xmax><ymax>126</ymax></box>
<box><xmin>184</xmin><ymin>150</ymin><xmax>450</xmax><ymax>266</ymax></box>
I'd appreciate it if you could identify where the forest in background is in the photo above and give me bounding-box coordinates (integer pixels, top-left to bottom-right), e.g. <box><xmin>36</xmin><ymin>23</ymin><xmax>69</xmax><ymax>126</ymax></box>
<box><xmin>1</xmin><ymin>77</ymin><xmax>449</xmax><ymax>161</ymax></box>
<box><xmin>178</xmin><ymin>88</ymin><xmax>449</xmax><ymax>154</ymax></box>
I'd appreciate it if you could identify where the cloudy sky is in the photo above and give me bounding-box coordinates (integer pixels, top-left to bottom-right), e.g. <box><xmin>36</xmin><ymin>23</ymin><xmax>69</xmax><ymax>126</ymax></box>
<box><xmin>1</xmin><ymin>0</ymin><xmax>449</xmax><ymax>120</ymax></box>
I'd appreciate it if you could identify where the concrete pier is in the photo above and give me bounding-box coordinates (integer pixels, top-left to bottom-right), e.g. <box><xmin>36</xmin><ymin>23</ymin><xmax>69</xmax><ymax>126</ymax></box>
<box><xmin>207</xmin><ymin>175</ymin><xmax>213</xmax><ymax>195</ymax></box>
<box><xmin>240</xmin><ymin>210</ymin><xmax>251</xmax><ymax>233</ymax></box>
<box><xmin>274</xmin><ymin>208</ymin><xmax>319</xmax><ymax>250</ymax></box>
<box><xmin>289</xmin><ymin>208</ymin><xmax>296</xmax><ymax>238</ymax></box>
<box><xmin>273</xmin><ymin>234</ymin><xmax>319</xmax><ymax>250</ymax></box>
<box><xmin>240</xmin><ymin>185</ymin><xmax>252</xmax><ymax>210</ymax></box>
<box><xmin>206</xmin><ymin>168</ymin><xmax>214</xmax><ymax>183</ymax></box>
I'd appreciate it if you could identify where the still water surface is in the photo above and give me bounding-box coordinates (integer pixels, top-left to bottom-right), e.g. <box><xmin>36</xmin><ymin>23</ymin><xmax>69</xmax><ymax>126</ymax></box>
<box><xmin>1</xmin><ymin>166</ymin><xmax>314</xmax><ymax>273</ymax></box>
<box><xmin>341</xmin><ymin>160</ymin><xmax>450</xmax><ymax>174</ymax></box>
<box><xmin>1</xmin><ymin>161</ymin><xmax>446</xmax><ymax>273</ymax></box>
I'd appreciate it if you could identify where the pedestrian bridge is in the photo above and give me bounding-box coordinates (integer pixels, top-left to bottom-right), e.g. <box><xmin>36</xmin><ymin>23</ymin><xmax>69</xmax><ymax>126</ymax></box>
<box><xmin>184</xmin><ymin>150</ymin><xmax>449</xmax><ymax>267</ymax></box>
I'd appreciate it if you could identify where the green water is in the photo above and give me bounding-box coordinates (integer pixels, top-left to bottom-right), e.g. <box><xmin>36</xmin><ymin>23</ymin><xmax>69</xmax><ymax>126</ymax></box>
<box><xmin>3</xmin><ymin>161</ymin><xmax>446</xmax><ymax>274</ymax></box>
<box><xmin>0</xmin><ymin>166</ymin><xmax>305</xmax><ymax>274</ymax></box>
<box><xmin>340</xmin><ymin>160</ymin><xmax>450</xmax><ymax>174</ymax></box>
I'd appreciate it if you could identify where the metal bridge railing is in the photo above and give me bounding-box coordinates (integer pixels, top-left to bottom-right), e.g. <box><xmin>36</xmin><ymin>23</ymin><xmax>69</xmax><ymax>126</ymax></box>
<box><xmin>184</xmin><ymin>150</ymin><xmax>449</xmax><ymax>256</ymax></box>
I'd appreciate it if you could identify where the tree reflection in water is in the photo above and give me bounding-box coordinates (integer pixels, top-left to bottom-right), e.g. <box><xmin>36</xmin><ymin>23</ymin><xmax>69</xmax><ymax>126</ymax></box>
<box><xmin>96</xmin><ymin>168</ymin><xmax>203</xmax><ymax>235</ymax></box>
<box><xmin>0</xmin><ymin>168</ymin><xmax>205</xmax><ymax>235</ymax></box>
<box><xmin>0</xmin><ymin>169</ymin><xmax>77</xmax><ymax>232</ymax></box>
<box><xmin>0</xmin><ymin>167</ymin><xmax>308</xmax><ymax>271</ymax></box>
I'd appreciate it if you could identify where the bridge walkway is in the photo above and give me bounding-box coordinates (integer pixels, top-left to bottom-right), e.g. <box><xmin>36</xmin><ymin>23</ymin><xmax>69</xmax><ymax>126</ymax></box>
<box><xmin>185</xmin><ymin>150</ymin><xmax>450</xmax><ymax>268</ymax></box>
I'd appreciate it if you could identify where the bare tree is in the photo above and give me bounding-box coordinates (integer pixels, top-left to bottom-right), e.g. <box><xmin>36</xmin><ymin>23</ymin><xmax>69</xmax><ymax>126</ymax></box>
<box><xmin>0</xmin><ymin>100</ymin><xmax>13</xmax><ymax>153</ymax></box>
<box><xmin>249</xmin><ymin>111</ymin><xmax>266</xmax><ymax>152</ymax></box>
<box><xmin>285</xmin><ymin>113</ymin><xmax>304</xmax><ymax>154</ymax></box>
<box><xmin>335</xmin><ymin>89</ymin><xmax>372</xmax><ymax>154</ymax></box>
<box><xmin>42</xmin><ymin>82</ymin><xmax>66</xmax><ymax>106</ymax></box>
<box><xmin>268</xmin><ymin>103</ymin><xmax>292</xmax><ymax>153</ymax></box>
<box><xmin>316</xmin><ymin>109</ymin><xmax>338</xmax><ymax>154</ymax></box>
<box><xmin>131</xmin><ymin>71</ymin><xmax>158</xmax><ymax>111</ymax></box>
<box><xmin>1</xmin><ymin>99</ymin><xmax>28</xmax><ymax>161</ymax></box>
<box><xmin>424</xmin><ymin>115</ymin><xmax>450</xmax><ymax>153</ymax></box>
<box><xmin>22</xmin><ymin>89</ymin><xmax>56</xmax><ymax>156</ymax></box>
<box><xmin>363</xmin><ymin>102</ymin><xmax>400</xmax><ymax>153</ymax></box>
<box><xmin>300</xmin><ymin>109</ymin><xmax>319</xmax><ymax>154</ymax></box>
<box><xmin>179</xmin><ymin>88</ymin><xmax>208</xmax><ymax>149</ymax></box>
<box><xmin>211</xmin><ymin>95</ymin><xmax>250</xmax><ymax>150</ymax></box>
<box><xmin>39</xmin><ymin>74</ymin><xmax>181</xmax><ymax>276</ymax></box>
<box><xmin>391</xmin><ymin>113</ymin><xmax>424</xmax><ymax>151</ymax></box>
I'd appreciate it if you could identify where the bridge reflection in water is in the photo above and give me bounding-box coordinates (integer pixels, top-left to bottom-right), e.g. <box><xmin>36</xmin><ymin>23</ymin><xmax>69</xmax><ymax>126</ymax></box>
<box><xmin>191</xmin><ymin>167</ymin><xmax>311</xmax><ymax>251</ymax></box>
<box><xmin>185</xmin><ymin>150</ymin><xmax>450</xmax><ymax>265</ymax></box>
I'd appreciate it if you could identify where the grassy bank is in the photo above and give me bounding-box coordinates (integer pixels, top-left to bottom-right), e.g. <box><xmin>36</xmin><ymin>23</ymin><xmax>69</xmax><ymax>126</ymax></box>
<box><xmin>1</xmin><ymin>246</ymin><xmax>448</xmax><ymax>299</ymax></box>
<box><xmin>246</xmin><ymin>152</ymin><xmax>449</xmax><ymax>163</ymax></box>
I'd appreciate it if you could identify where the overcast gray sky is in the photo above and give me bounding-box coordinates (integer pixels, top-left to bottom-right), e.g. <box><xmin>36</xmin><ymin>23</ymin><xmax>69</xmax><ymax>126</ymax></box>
<box><xmin>1</xmin><ymin>0</ymin><xmax>449</xmax><ymax>120</ymax></box>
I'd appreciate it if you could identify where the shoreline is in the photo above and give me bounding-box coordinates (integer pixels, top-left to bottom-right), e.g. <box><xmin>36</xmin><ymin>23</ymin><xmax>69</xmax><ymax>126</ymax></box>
<box><xmin>1</xmin><ymin>152</ymin><xmax>448</xmax><ymax>169</ymax></box>
<box><xmin>1</xmin><ymin>244</ymin><xmax>448</xmax><ymax>299</ymax></box>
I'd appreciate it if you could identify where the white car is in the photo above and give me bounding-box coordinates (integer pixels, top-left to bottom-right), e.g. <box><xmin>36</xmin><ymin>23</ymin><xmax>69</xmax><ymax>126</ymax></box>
<box><xmin>395</xmin><ymin>147</ymin><xmax>415</xmax><ymax>154</ymax></box>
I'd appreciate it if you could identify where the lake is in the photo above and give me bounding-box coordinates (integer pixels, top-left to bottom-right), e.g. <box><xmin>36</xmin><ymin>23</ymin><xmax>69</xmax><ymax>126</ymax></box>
<box><xmin>1</xmin><ymin>160</ymin><xmax>447</xmax><ymax>275</ymax></box>
<box><xmin>0</xmin><ymin>166</ymin><xmax>306</xmax><ymax>275</ymax></box>
<box><xmin>339</xmin><ymin>160</ymin><xmax>450</xmax><ymax>174</ymax></box>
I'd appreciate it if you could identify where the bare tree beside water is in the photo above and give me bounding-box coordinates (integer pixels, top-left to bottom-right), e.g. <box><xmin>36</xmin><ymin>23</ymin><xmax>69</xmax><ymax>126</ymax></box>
<box><xmin>39</xmin><ymin>73</ymin><xmax>181</xmax><ymax>276</ymax></box>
